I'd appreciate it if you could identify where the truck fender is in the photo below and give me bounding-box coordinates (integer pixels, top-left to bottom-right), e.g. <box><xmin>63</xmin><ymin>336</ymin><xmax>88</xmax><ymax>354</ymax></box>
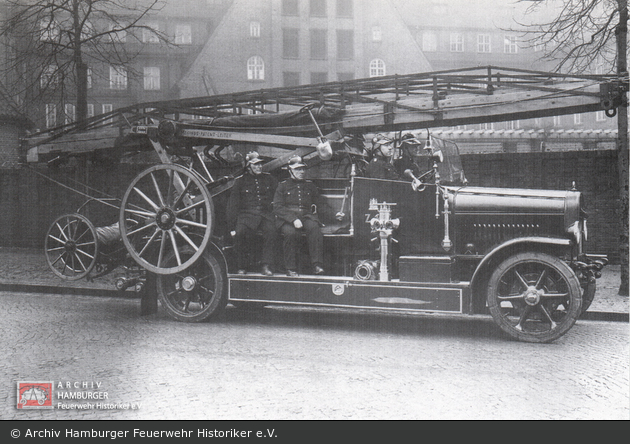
<box><xmin>470</xmin><ymin>236</ymin><xmax>572</xmax><ymax>298</ymax></box>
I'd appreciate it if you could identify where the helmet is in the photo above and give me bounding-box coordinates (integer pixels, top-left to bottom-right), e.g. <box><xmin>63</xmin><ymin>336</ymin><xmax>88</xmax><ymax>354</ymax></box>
<box><xmin>372</xmin><ymin>134</ymin><xmax>394</xmax><ymax>155</ymax></box>
<box><xmin>288</xmin><ymin>155</ymin><xmax>306</xmax><ymax>169</ymax></box>
<box><xmin>245</xmin><ymin>151</ymin><xmax>264</xmax><ymax>166</ymax></box>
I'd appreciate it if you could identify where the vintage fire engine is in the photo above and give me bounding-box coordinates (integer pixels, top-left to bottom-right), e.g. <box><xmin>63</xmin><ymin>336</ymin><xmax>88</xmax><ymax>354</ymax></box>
<box><xmin>26</xmin><ymin>67</ymin><xmax>617</xmax><ymax>343</ymax></box>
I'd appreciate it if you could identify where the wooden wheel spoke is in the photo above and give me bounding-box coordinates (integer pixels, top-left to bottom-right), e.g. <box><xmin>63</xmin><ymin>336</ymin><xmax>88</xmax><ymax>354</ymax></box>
<box><xmin>175</xmin><ymin>218</ymin><xmax>207</xmax><ymax>230</ymax></box>
<box><xmin>127</xmin><ymin>221</ymin><xmax>157</xmax><ymax>237</ymax></box>
<box><xmin>56</xmin><ymin>222</ymin><xmax>69</xmax><ymax>241</ymax></box>
<box><xmin>74</xmin><ymin>227</ymin><xmax>91</xmax><ymax>244</ymax></box>
<box><xmin>48</xmin><ymin>234</ymin><xmax>66</xmax><ymax>245</ymax></box>
<box><xmin>72</xmin><ymin>253</ymin><xmax>88</xmax><ymax>272</ymax></box>
<box><xmin>75</xmin><ymin>247</ymin><xmax>95</xmax><ymax>261</ymax></box>
<box><xmin>168</xmin><ymin>229</ymin><xmax>182</xmax><ymax>266</ymax></box>
<box><xmin>133</xmin><ymin>186</ymin><xmax>160</xmax><ymax>211</ymax></box>
<box><xmin>175</xmin><ymin>198</ymin><xmax>206</xmax><ymax>216</ymax></box>
<box><xmin>51</xmin><ymin>252</ymin><xmax>65</xmax><ymax>266</ymax></box>
<box><xmin>150</xmin><ymin>172</ymin><xmax>166</xmax><ymax>207</ymax></box>
<box><xmin>76</xmin><ymin>241</ymin><xmax>96</xmax><ymax>248</ymax></box>
<box><xmin>124</xmin><ymin>208</ymin><xmax>155</xmax><ymax>220</ymax></box>
<box><xmin>174</xmin><ymin>225</ymin><xmax>200</xmax><ymax>251</ymax></box>
<box><xmin>138</xmin><ymin>228</ymin><xmax>161</xmax><ymax>258</ymax></box>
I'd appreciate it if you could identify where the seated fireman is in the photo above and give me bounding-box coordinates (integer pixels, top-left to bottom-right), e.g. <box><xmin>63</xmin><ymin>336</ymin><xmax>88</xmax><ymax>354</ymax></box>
<box><xmin>227</xmin><ymin>151</ymin><xmax>278</xmax><ymax>276</ymax></box>
<box><xmin>365</xmin><ymin>134</ymin><xmax>402</xmax><ymax>180</ymax></box>
<box><xmin>273</xmin><ymin>155</ymin><xmax>335</xmax><ymax>277</ymax></box>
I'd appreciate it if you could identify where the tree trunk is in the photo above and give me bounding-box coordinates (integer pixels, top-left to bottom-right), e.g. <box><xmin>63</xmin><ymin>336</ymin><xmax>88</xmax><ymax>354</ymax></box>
<box><xmin>72</xmin><ymin>0</ymin><xmax>88</xmax><ymax>125</ymax></box>
<box><xmin>617</xmin><ymin>0</ymin><xmax>629</xmax><ymax>296</ymax></box>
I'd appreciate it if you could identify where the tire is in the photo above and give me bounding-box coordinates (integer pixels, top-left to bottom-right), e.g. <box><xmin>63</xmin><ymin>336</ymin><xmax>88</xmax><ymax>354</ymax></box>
<box><xmin>486</xmin><ymin>252</ymin><xmax>582</xmax><ymax>343</ymax></box>
<box><xmin>120</xmin><ymin>164</ymin><xmax>214</xmax><ymax>275</ymax></box>
<box><xmin>45</xmin><ymin>213</ymin><xmax>98</xmax><ymax>280</ymax></box>
<box><xmin>156</xmin><ymin>248</ymin><xmax>227</xmax><ymax>322</ymax></box>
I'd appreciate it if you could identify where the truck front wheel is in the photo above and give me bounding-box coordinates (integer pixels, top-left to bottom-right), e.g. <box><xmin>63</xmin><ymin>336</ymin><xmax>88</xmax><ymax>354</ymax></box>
<box><xmin>486</xmin><ymin>252</ymin><xmax>582</xmax><ymax>343</ymax></box>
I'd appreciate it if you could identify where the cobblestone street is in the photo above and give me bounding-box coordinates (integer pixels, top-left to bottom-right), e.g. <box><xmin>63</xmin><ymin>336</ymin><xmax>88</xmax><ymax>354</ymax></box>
<box><xmin>1</xmin><ymin>290</ymin><xmax>628</xmax><ymax>420</ymax></box>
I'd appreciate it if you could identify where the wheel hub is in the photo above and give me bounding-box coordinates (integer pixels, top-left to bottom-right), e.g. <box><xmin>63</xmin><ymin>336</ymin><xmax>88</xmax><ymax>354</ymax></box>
<box><xmin>181</xmin><ymin>276</ymin><xmax>197</xmax><ymax>292</ymax></box>
<box><xmin>156</xmin><ymin>208</ymin><xmax>176</xmax><ymax>230</ymax></box>
<box><xmin>64</xmin><ymin>240</ymin><xmax>76</xmax><ymax>253</ymax></box>
<box><xmin>523</xmin><ymin>287</ymin><xmax>541</xmax><ymax>306</ymax></box>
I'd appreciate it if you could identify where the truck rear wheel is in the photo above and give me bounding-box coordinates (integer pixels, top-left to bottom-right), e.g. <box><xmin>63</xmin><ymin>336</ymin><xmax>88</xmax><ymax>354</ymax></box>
<box><xmin>156</xmin><ymin>248</ymin><xmax>227</xmax><ymax>322</ymax></box>
<box><xmin>486</xmin><ymin>252</ymin><xmax>582</xmax><ymax>343</ymax></box>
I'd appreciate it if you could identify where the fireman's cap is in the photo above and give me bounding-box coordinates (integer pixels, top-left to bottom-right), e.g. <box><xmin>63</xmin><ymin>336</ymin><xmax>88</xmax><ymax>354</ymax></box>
<box><xmin>245</xmin><ymin>151</ymin><xmax>264</xmax><ymax>165</ymax></box>
<box><xmin>288</xmin><ymin>155</ymin><xmax>306</xmax><ymax>169</ymax></box>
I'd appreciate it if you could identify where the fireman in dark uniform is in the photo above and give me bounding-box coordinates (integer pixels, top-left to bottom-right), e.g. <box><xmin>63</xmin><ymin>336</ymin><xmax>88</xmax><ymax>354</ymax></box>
<box><xmin>227</xmin><ymin>151</ymin><xmax>278</xmax><ymax>276</ymax></box>
<box><xmin>365</xmin><ymin>134</ymin><xmax>402</xmax><ymax>180</ymax></box>
<box><xmin>273</xmin><ymin>155</ymin><xmax>329</xmax><ymax>276</ymax></box>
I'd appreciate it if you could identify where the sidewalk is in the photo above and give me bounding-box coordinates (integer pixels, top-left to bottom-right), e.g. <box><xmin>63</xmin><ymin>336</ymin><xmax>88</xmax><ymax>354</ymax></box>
<box><xmin>0</xmin><ymin>246</ymin><xmax>627</xmax><ymax>320</ymax></box>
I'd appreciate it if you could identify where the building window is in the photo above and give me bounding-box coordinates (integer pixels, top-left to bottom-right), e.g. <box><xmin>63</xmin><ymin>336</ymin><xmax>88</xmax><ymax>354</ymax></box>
<box><xmin>450</xmin><ymin>33</ymin><xmax>464</xmax><ymax>52</ymax></box>
<box><xmin>250</xmin><ymin>21</ymin><xmax>261</xmax><ymax>38</ymax></box>
<box><xmin>64</xmin><ymin>104</ymin><xmax>75</xmax><ymax>125</ymax></box>
<box><xmin>372</xmin><ymin>26</ymin><xmax>382</xmax><ymax>42</ymax></box>
<box><xmin>247</xmin><ymin>56</ymin><xmax>264</xmax><ymax>80</ymax></box>
<box><xmin>479</xmin><ymin>122</ymin><xmax>494</xmax><ymax>130</ymax></box>
<box><xmin>505</xmin><ymin>120</ymin><xmax>519</xmax><ymax>130</ymax></box>
<box><xmin>39</xmin><ymin>19</ymin><xmax>60</xmax><ymax>42</ymax></box>
<box><xmin>102</xmin><ymin>104</ymin><xmax>113</xmax><ymax>124</ymax></box>
<box><xmin>283</xmin><ymin>71</ymin><xmax>300</xmax><ymax>87</ymax></box>
<box><xmin>574</xmin><ymin>113</ymin><xmax>582</xmax><ymax>125</ymax></box>
<box><xmin>144</xmin><ymin>67</ymin><xmax>161</xmax><ymax>90</ymax></box>
<box><xmin>552</xmin><ymin>115</ymin><xmax>561</xmax><ymax>126</ymax></box>
<box><xmin>283</xmin><ymin>28</ymin><xmax>299</xmax><ymax>58</ymax></box>
<box><xmin>87</xmin><ymin>68</ymin><xmax>92</xmax><ymax>89</ymax></box>
<box><xmin>422</xmin><ymin>32</ymin><xmax>437</xmax><ymax>52</ymax></box>
<box><xmin>142</xmin><ymin>22</ymin><xmax>160</xmax><ymax>43</ymax></box>
<box><xmin>336</xmin><ymin>0</ymin><xmax>353</xmax><ymax>17</ymax></box>
<box><xmin>40</xmin><ymin>65</ymin><xmax>57</xmax><ymax>88</ymax></box>
<box><xmin>310</xmin><ymin>29</ymin><xmax>327</xmax><ymax>59</ymax></box>
<box><xmin>337</xmin><ymin>29</ymin><xmax>354</xmax><ymax>59</ymax></box>
<box><xmin>109</xmin><ymin>66</ymin><xmax>127</xmax><ymax>89</ymax></box>
<box><xmin>311</xmin><ymin>72</ymin><xmax>328</xmax><ymax>84</ymax></box>
<box><xmin>87</xmin><ymin>104</ymin><xmax>95</xmax><ymax>118</ymax></box>
<box><xmin>504</xmin><ymin>35</ymin><xmax>518</xmax><ymax>53</ymax></box>
<box><xmin>310</xmin><ymin>0</ymin><xmax>327</xmax><ymax>17</ymax></box>
<box><xmin>477</xmin><ymin>34</ymin><xmax>491</xmax><ymax>53</ymax></box>
<box><xmin>45</xmin><ymin>104</ymin><xmax>56</xmax><ymax>128</ymax></box>
<box><xmin>175</xmin><ymin>24</ymin><xmax>192</xmax><ymax>44</ymax></box>
<box><xmin>595</xmin><ymin>110</ymin><xmax>606</xmax><ymax>122</ymax></box>
<box><xmin>369</xmin><ymin>59</ymin><xmax>386</xmax><ymax>77</ymax></box>
<box><xmin>338</xmin><ymin>72</ymin><xmax>354</xmax><ymax>81</ymax></box>
<box><xmin>282</xmin><ymin>0</ymin><xmax>299</xmax><ymax>16</ymax></box>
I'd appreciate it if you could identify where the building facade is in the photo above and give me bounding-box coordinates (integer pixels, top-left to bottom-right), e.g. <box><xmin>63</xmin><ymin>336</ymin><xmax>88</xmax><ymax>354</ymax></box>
<box><xmin>177</xmin><ymin>0</ymin><xmax>433</xmax><ymax>98</ymax></box>
<box><xmin>391</xmin><ymin>0</ymin><xmax>618</xmax><ymax>141</ymax></box>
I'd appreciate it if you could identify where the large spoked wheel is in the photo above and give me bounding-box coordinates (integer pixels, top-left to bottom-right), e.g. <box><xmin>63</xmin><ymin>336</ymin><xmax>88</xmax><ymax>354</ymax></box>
<box><xmin>156</xmin><ymin>248</ymin><xmax>227</xmax><ymax>322</ymax></box>
<box><xmin>119</xmin><ymin>164</ymin><xmax>214</xmax><ymax>275</ymax></box>
<box><xmin>487</xmin><ymin>252</ymin><xmax>582</xmax><ymax>343</ymax></box>
<box><xmin>45</xmin><ymin>213</ymin><xmax>98</xmax><ymax>280</ymax></box>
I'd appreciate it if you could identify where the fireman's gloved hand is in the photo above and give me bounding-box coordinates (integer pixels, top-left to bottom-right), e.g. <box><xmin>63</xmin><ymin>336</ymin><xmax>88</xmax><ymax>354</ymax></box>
<box><xmin>293</xmin><ymin>219</ymin><xmax>303</xmax><ymax>229</ymax></box>
<box><xmin>230</xmin><ymin>231</ymin><xmax>236</xmax><ymax>237</ymax></box>
<box><xmin>335</xmin><ymin>212</ymin><xmax>345</xmax><ymax>221</ymax></box>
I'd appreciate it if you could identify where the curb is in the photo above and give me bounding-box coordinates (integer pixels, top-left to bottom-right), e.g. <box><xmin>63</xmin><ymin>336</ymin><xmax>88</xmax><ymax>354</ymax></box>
<box><xmin>1</xmin><ymin>282</ymin><xmax>627</xmax><ymax>322</ymax></box>
<box><xmin>0</xmin><ymin>282</ymin><xmax>136</xmax><ymax>298</ymax></box>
